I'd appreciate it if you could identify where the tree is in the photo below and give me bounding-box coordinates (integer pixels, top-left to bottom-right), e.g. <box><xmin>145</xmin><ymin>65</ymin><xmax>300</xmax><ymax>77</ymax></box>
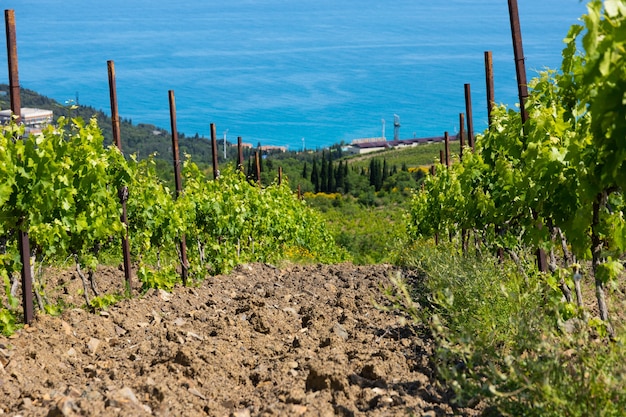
<box><xmin>311</xmin><ymin>159</ymin><xmax>320</xmax><ymax>193</ymax></box>
<box><xmin>369</xmin><ymin>159</ymin><xmax>383</xmax><ymax>191</ymax></box>
<box><xmin>320</xmin><ymin>153</ymin><xmax>328</xmax><ymax>193</ymax></box>
<box><xmin>327</xmin><ymin>157</ymin><xmax>335</xmax><ymax>193</ymax></box>
<box><xmin>335</xmin><ymin>161</ymin><xmax>345</xmax><ymax>192</ymax></box>
<box><xmin>382</xmin><ymin>159</ymin><xmax>389</xmax><ymax>183</ymax></box>
<box><xmin>302</xmin><ymin>161</ymin><xmax>308</xmax><ymax>179</ymax></box>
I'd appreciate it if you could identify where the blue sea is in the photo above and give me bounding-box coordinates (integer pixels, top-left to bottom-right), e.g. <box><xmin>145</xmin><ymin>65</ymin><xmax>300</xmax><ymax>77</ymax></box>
<box><xmin>0</xmin><ymin>1</ymin><xmax>587</xmax><ymax>150</ymax></box>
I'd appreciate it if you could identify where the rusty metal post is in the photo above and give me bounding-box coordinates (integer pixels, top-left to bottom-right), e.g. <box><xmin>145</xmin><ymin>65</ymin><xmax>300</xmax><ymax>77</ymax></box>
<box><xmin>508</xmin><ymin>0</ymin><xmax>547</xmax><ymax>272</ymax></box>
<box><xmin>168</xmin><ymin>90</ymin><xmax>188</xmax><ymax>285</ymax></box>
<box><xmin>444</xmin><ymin>132</ymin><xmax>450</xmax><ymax>168</ymax></box>
<box><xmin>6</xmin><ymin>9</ymin><xmax>33</xmax><ymax>325</ymax></box>
<box><xmin>5</xmin><ymin>11</ymin><xmax>21</xmax><ymax>121</ymax></box>
<box><xmin>210</xmin><ymin>123</ymin><xmax>219</xmax><ymax>180</ymax></box>
<box><xmin>278</xmin><ymin>166</ymin><xmax>283</xmax><ymax>186</ymax></box>
<box><xmin>459</xmin><ymin>113</ymin><xmax>465</xmax><ymax>161</ymax></box>
<box><xmin>297</xmin><ymin>184</ymin><xmax>302</xmax><ymax>199</ymax></box>
<box><xmin>484</xmin><ymin>51</ymin><xmax>495</xmax><ymax>127</ymax></box>
<box><xmin>439</xmin><ymin>149</ymin><xmax>444</xmax><ymax>166</ymax></box>
<box><xmin>255</xmin><ymin>151</ymin><xmax>261</xmax><ymax>186</ymax></box>
<box><xmin>508</xmin><ymin>0</ymin><xmax>529</xmax><ymax>126</ymax></box>
<box><xmin>107</xmin><ymin>60</ymin><xmax>133</xmax><ymax>293</ymax></box>
<box><xmin>464</xmin><ymin>84</ymin><xmax>475</xmax><ymax>151</ymax></box>
<box><xmin>237</xmin><ymin>136</ymin><xmax>244</xmax><ymax>172</ymax></box>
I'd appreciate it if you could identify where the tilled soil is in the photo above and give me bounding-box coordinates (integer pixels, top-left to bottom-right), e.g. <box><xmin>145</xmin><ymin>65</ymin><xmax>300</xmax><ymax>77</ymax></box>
<box><xmin>0</xmin><ymin>263</ymin><xmax>480</xmax><ymax>416</ymax></box>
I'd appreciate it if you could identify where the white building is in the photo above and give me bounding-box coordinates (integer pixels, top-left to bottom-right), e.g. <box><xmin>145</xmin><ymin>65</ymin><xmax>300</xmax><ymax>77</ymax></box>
<box><xmin>0</xmin><ymin>107</ymin><xmax>53</xmax><ymax>134</ymax></box>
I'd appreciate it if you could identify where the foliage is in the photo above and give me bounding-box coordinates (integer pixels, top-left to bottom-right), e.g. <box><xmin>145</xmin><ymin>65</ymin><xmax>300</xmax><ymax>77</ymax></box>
<box><xmin>1</xmin><ymin>114</ymin><xmax>346</xmax><ymax>325</ymax></box>
<box><xmin>406</xmin><ymin>1</ymin><xmax>626</xmax><ymax>331</ymax></box>
<box><xmin>89</xmin><ymin>293</ymin><xmax>123</xmax><ymax>311</ymax></box>
<box><xmin>397</xmin><ymin>3</ymin><xmax>626</xmax><ymax>413</ymax></box>
<box><xmin>180</xmin><ymin>165</ymin><xmax>347</xmax><ymax>275</ymax></box>
<box><xmin>389</xmin><ymin>243</ymin><xmax>626</xmax><ymax>417</ymax></box>
<box><xmin>0</xmin><ymin>308</ymin><xmax>16</xmax><ymax>336</ymax></box>
<box><xmin>307</xmin><ymin>193</ymin><xmax>406</xmax><ymax>264</ymax></box>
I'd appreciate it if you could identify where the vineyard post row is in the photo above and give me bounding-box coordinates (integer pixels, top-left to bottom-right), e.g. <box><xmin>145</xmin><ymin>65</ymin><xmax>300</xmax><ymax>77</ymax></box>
<box><xmin>427</xmin><ymin>0</ymin><xmax>548</xmax><ymax>272</ymax></box>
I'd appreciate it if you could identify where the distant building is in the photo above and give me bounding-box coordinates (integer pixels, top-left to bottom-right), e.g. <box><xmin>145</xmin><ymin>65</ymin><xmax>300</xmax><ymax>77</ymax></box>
<box><xmin>0</xmin><ymin>107</ymin><xmax>53</xmax><ymax>135</ymax></box>
<box><xmin>350</xmin><ymin>137</ymin><xmax>385</xmax><ymax>145</ymax></box>
<box><xmin>344</xmin><ymin>135</ymin><xmax>456</xmax><ymax>155</ymax></box>
<box><xmin>260</xmin><ymin>145</ymin><xmax>287</xmax><ymax>153</ymax></box>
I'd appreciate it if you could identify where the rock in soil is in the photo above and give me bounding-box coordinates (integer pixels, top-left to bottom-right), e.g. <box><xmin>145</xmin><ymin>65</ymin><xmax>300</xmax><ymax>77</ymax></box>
<box><xmin>0</xmin><ymin>263</ymin><xmax>481</xmax><ymax>416</ymax></box>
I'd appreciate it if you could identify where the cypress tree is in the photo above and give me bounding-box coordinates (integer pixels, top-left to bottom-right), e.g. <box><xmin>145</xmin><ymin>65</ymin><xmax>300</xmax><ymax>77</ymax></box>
<box><xmin>382</xmin><ymin>159</ymin><xmax>389</xmax><ymax>183</ymax></box>
<box><xmin>311</xmin><ymin>159</ymin><xmax>320</xmax><ymax>193</ymax></box>
<box><xmin>369</xmin><ymin>159</ymin><xmax>377</xmax><ymax>188</ymax></box>
<box><xmin>335</xmin><ymin>161</ymin><xmax>345</xmax><ymax>192</ymax></box>
<box><xmin>369</xmin><ymin>159</ymin><xmax>384</xmax><ymax>191</ymax></box>
<box><xmin>302</xmin><ymin>161</ymin><xmax>308</xmax><ymax>179</ymax></box>
<box><xmin>327</xmin><ymin>158</ymin><xmax>335</xmax><ymax>193</ymax></box>
<box><xmin>320</xmin><ymin>152</ymin><xmax>328</xmax><ymax>193</ymax></box>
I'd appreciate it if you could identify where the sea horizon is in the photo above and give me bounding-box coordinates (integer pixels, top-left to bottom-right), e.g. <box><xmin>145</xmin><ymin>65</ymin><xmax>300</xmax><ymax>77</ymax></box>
<box><xmin>0</xmin><ymin>1</ymin><xmax>588</xmax><ymax>150</ymax></box>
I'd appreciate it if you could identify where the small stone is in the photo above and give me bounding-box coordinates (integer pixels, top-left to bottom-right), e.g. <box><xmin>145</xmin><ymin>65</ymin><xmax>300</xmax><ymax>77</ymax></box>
<box><xmin>136</xmin><ymin>322</ymin><xmax>150</xmax><ymax>328</ymax></box>
<box><xmin>87</xmin><ymin>338</ymin><xmax>101</xmax><ymax>355</ymax></box>
<box><xmin>49</xmin><ymin>396</ymin><xmax>78</xmax><ymax>417</ymax></box>
<box><xmin>291</xmin><ymin>405</ymin><xmax>307</xmax><ymax>416</ymax></box>
<box><xmin>114</xmin><ymin>326</ymin><xmax>127</xmax><ymax>336</ymax></box>
<box><xmin>333</xmin><ymin>323</ymin><xmax>349</xmax><ymax>341</ymax></box>
<box><xmin>151</xmin><ymin>311</ymin><xmax>162</xmax><ymax>325</ymax></box>
<box><xmin>231</xmin><ymin>409</ymin><xmax>251</xmax><ymax>417</ymax></box>
<box><xmin>158</xmin><ymin>289</ymin><xmax>172</xmax><ymax>302</ymax></box>
<box><xmin>188</xmin><ymin>387</ymin><xmax>206</xmax><ymax>400</ymax></box>
<box><xmin>282</xmin><ymin>307</ymin><xmax>298</xmax><ymax>316</ymax></box>
<box><xmin>67</xmin><ymin>348</ymin><xmax>77</xmax><ymax>357</ymax></box>
<box><xmin>99</xmin><ymin>311</ymin><xmax>110</xmax><ymax>318</ymax></box>
<box><xmin>106</xmin><ymin>387</ymin><xmax>140</xmax><ymax>407</ymax></box>
<box><xmin>173</xmin><ymin>318</ymin><xmax>186</xmax><ymax>327</ymax></box>
<box><xmin>61</xmin><ymin>321</ymin><xmax>73</xmax><ymax>336</ymax></box>
<box><xmin>186</xmin><ymin>332</ymin><xmax>204</xmax><ymax>341</ymax></box>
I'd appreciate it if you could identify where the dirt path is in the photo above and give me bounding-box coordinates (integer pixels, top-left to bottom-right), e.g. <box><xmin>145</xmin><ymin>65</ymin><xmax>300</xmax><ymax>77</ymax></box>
<box><xmin>0</xmin><ymin>263</ymin><xmax>479</xmax><ymax>416</ymax></box>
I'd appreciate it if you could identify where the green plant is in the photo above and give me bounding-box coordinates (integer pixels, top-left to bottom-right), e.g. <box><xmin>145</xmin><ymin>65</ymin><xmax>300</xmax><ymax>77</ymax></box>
<box><xmin>137</xmin><ymin>265</ymin><xmax>180</xmax><ymax>292</ymax></box>
<box><xmin>389</xmin><ymin>242</ymin><xmax>626</xmax><ymax>416</ymax></box>
<box><xmin>0</xmin><ymin>308</ymin><xmax>17</xmax><ymax>336</ymax></box>
<box><xmin>89</xmin><ymin>293</ymin><xmax>123</xmax><ymax>311</ymax></box>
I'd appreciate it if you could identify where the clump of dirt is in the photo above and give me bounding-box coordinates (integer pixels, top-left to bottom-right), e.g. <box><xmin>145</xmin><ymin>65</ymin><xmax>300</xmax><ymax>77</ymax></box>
<box><xmin>0</xmin><ymin>263</ymin><xmax>480</xmax><ymax>416</ymax></box>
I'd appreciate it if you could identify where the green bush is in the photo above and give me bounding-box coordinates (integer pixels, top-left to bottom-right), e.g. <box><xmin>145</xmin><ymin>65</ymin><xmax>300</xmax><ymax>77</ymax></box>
<box><xmin>388</xmin><ymin>242</ymin><xmax>626</xmax><ymax>416</ymax></box>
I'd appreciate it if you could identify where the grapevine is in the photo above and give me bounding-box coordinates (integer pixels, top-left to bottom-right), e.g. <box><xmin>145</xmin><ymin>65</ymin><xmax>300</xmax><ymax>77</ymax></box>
<box><xmin>407</xmin><ymin>0</ymin><xmax>626</xmax><ymax>332</ymax></box>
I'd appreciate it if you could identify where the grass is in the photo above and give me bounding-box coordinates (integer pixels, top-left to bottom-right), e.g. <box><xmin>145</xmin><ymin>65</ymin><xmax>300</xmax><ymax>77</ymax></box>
<box><xmin>388</xmin><ymin>240</ymin><xmax>626</xmax><ymax>417</ymax></box>
<box><xmin>345</xmin><ymin>140</ymin><xmax>461</xmax><ymax>170</ymax></box>
<box><xmin>305</xmin><ymin>193</ymin><xmax>406</xmax><ymax>264</ymax></box>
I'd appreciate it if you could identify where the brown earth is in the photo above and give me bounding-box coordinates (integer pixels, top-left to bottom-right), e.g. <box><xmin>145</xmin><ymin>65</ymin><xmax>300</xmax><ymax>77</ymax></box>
<box><xmin>0</xmin><ymin>263</ymin><xmax>481</xmax><ymax>417</ymax></box>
